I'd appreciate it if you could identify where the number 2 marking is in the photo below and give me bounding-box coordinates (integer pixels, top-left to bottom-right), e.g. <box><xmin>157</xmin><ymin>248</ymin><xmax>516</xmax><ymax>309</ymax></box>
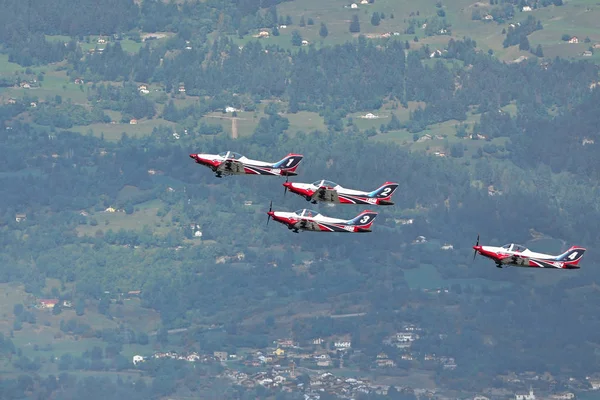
<box><xmin>380</xmin><ymin>187</ymin><xmax>391</xmax><ymax>196</ymax></box>
<box><xmin>286</xmin><ymin>158</ymin><xmax>294</xmax><ymax>167</ymax></box>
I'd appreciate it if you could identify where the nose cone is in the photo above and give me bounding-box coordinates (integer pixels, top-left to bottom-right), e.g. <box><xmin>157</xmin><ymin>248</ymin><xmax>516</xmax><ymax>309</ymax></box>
<box><xmin>267</xmin><ymin>211</ymin><xmax>275</xmax><ymax>217</ymax></box>
<box><xmin>189</xmin><ymin>154</ymin><xmax>197</xmax><ymax>159</ymax></box>
<box><xmin>473</xmin><ymin>245</ymin><xmax>481</xmax><ymax>251</ymax></box>
<box><xmin>283</xmin><ymin>182</ymin><xmax>292</xmax><ymax>188</ymax></box>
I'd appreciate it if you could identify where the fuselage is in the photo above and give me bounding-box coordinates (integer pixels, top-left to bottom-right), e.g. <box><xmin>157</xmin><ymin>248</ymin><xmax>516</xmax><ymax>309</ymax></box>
<box><xmin>267</xmin><ymin>208</ymin><xmax>376</xmax><ymax>233</ymax></box>
<box><xmin>190</xmin><ymin>151</ymin><xmax>302</xmax><ymax>177</ymax></box>
<box><xmin>473</xmin><ymin>243</ymin><xmax>584</xmax><ymax>269</ymax></box>
<box><xmin>283</xmin><ymin>180</ymin><xmax>396</xmax><ymax>205</ymax></box>
<box><xmin>191</xmin><ymin>152</ymin><xmax>273</xmax><ymax>169</ymax></box>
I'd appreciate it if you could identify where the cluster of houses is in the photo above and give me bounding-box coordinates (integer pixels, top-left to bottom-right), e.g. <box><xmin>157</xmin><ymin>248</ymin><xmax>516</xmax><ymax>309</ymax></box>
<box><xmin>126</xmin><ymin>329</ymin><xmax>600</xmax><ymax>399</ymax></box>
<box><xmin>35</xmin><ymin>299</ymin><xmax>72</xmax><ymax>310</ymax></box>
<box><xmin>221</xmin><ymin>369</ymin><xmax>405</xmax><ymax>399</ymax></box>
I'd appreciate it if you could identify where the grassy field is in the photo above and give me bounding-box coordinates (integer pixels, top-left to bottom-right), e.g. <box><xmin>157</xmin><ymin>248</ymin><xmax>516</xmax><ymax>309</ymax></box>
<box><xmin>227</xmin><ymin>0</ymin><xmax>600</xmax><ymax>66</ymax></box>
<box><xmin>0</xmin><ymin>281</ymin><xmax>162</xmax><ymax>378</ymax></box>
<box><xmin>201</xmin><ymin>107</ymin><xmax>327</xmax><ymax>138</ymax></box>
<box><xmin>1</xmin><ymin>65</ymin><xmax>90</xmax><ymax>106</ymax></box>
<box><xmin>76</xmin><ymin>199</ymin><xmax>174</xmax><ymax>237</ymax></box>
<box><xmin>69</xmin><ymin>118</ymin><xmax>177</xmax><ymax>141</ymax></box>
<box><xmin>45</xmin><ymin>33</ymin><xmax>171</xmax><ymax>54</ymax></box>
<box><xmin>442</xmin><ymin>0</ymin><xmax>600</xmax><ymax>62</ymax></box>
<box><xmin>0</xmin><ymin>54</ymin><xmax>23</xmax><ymax>74</ymax></box>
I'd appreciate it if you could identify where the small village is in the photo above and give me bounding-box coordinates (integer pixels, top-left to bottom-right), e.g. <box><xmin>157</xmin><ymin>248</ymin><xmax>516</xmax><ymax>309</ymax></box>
<box><xmin>126</xmin><ymin>323</ymin><xmax>600</xmax><ymax>400</ymax></box>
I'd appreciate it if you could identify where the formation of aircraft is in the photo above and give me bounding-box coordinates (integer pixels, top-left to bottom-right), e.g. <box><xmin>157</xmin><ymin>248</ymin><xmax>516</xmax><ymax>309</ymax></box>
<box><xmin>189</xmin><ymin>151</ymin><xmax>303</xmax><ymax>178</ymax></box>
<box><xmin>472</xmin><ymin>235</ymin><xmax>586</xmax><ymax>269</ymax></box>
<box><xmin>189</xmin><ymin>149</ymin><xmax>586</xmax><ymax>269</ymax></box>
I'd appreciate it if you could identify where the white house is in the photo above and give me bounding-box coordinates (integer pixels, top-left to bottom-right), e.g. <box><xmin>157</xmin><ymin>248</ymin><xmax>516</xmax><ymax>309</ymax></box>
<box><xmin>334</xmin><ymin>341</ymin><xmax>351</xmax><ymax>349</ymax></box>
<box><xmin>133</xmin><ymin>355</ymin><xmax>145</xmax><ymax>365</ymax></box>
<box><xmin>515</xmin><ymin>387</ymin><xmax>535</xmax><ymax>400</ymax></box>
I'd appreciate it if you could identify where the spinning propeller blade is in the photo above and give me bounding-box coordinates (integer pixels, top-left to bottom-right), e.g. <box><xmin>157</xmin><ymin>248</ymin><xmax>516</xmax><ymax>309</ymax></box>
<box><xmin>284</xmin><ymin>176</ymin><xmax>289</xmax><ymax>197</ymax></box>
<box><xmin>267</xmin><ymin>201</ymin><xmax>273</xmax><ymax>226</ymax></box>
<box><xmin>472</xmin><ymin>234</ymin><xmax>480</xmax><ymax>262</ymax></box>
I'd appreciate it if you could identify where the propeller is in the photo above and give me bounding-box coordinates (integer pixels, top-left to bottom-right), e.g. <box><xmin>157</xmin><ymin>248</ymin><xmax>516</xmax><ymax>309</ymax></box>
<box><xmin>267</xmin><ymin>201</ymin><xmax>273</xmax><ymax>226</ymax></box>
<box><xmin>284</xmin><ymin>175</ymin><xmax>289</xmax><ymax>197</ymax></box>
<box><xmin>472</xmin><ymin>233</ymin><xmax>480</xmax><ymax>262</ymax></box>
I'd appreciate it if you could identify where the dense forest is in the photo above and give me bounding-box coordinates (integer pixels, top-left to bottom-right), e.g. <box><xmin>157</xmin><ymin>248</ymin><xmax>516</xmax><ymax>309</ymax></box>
<box><xmin>2</xmin><ymin>0</ymin><xmax>600</xmax><ymax>399</ymax></box>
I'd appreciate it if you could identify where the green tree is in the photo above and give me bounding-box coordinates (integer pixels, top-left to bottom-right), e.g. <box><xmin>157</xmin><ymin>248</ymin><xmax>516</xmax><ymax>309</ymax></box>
<box><xmin>13</xmin><ymin>304</ymin><xmax>24</xmax><ymax>317</ymax></box>
<box><xmin>291</xmin><ymin>30</ymin><xmax>302</xmax><ymax>46</ymax></box>
<box><xmin>137</xmin><ymin>331</ymin><xmax>149</xmax><ymax>345</ymax></box>
<box><xmin>156</xmin><ymin>327</ymin><xmax>168</xmax><ymax>347</ymax></box>
<box><xmin>299</xmin><ymin>16</ymin><xmax>305</xmax><ymax>27</ymax></box>
<box><xmin>319</xmin><ymin>23</ymin><xmax>328</xmax><ymax>38</ymax></box>
<box><xmin>371</xmin><ymin>12</ymin><xmax>380</xmax><ymax>26</ymax></box>
<box><xmin>349</xmin><ymin>15</ymin><xmax>360</xmax><ymax>33</ymax></box>
<box><xmin>75</xmin><ymin>299</ymin><xmax>85</xmax><ymax>316</ymax></box>
<box><xmin>124</xmin><ymin>202</ymin><xmax>134</xmax><ymax>215</ymax></box>
<box><xmin>98</xmin><ymin>297</ymin><xmax>110</xmax><ymax>315</ymax></box>
<box><xmin>519</xmin><ymin>35</ymin><xmax>530</xmax><ymax>51</ymax></box>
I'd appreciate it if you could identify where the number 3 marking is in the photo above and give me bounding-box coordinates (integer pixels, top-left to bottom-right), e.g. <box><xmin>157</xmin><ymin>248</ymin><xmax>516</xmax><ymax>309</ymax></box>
<box><xmin>360</xmin><ymin>215</ymin><xmax>370</xmax><ymax>224</ymax></box>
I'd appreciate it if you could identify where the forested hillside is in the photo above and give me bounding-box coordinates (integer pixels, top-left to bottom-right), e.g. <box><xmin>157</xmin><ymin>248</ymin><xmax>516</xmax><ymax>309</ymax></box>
<box><xmin>1</xmin><ymin>0</ymin><xmax>600</xmax><ymax>399</ymax></box>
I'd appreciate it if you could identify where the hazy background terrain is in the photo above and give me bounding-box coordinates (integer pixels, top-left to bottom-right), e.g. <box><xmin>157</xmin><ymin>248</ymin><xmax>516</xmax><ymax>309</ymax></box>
<box><xmin>1</xmin><ymin>0</ymin><xmax>600</xmax><ymax>399</ymax></box>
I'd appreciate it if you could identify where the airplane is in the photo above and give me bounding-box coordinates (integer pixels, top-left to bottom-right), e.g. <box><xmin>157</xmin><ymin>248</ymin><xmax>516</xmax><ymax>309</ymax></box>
<box><xmin>283</xmin><ymin>179</ymin><xmax>399</xmax><ymax>205</ymax></box>
<box><xmin>472</xmin><ymin>235</ymin><xmax>586</xmax><ymax>269</ymax></box>
<box><xmin>189</xmin><ymin>151</ymin><xmax>303</xmax><ymax>178</ymax></box>
<box><xmin>266</xmin><ymin>202</ymin><xmax>378</xmax><ymax>233</ymax></box>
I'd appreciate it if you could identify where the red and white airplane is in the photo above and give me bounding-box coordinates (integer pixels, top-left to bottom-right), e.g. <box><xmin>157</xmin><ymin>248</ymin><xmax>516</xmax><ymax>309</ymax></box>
<box><xmin>189</xmin><ymin>151</ymin><xmax>303</xmax><ymax>178</ymax></box>
<box><xmin>266</xmin><ymin>202</ymin><xmax>378</xmax><ymax>233</ymax></box>
<box><xmin>472</xmin><ymin>235</ymin><xmax>585</xmax><ymax>269</ymax></box>
<box><xmin>283</xmin><ymin>179</ymin><xmax>399</xmax><ymax>205</ymax></box>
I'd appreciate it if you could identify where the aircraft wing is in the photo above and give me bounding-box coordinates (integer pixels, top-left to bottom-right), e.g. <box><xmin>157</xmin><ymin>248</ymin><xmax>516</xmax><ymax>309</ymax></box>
<box><xmin>311</xmin><ymin>186</ymin><xmax>339</xmax><ymax>203</ymax></box>
<box><xmin>216</xmin><ymin>158</ymin><xmax>245</xmax><ymax>175</ymax></box>
<box><xmin>294</xmin><ymin>219</ymin><xmax>321</xmax><ymax>232</ymax></box>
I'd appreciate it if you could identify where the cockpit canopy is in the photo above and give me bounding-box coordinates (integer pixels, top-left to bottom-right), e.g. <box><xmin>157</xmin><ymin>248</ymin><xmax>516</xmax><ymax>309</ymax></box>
<box><xmin>218</xmin><ymin>151</ymin><xmax>243</xmax><ymax>159</ymax></box>
<box><xmin>294</xmin><ymin>209</ymin><xmax>321</xmax><ymax>218</ymax></box>
<box><xmin>501</xmin><ymin>243</ymin><xmax>527</xmax><ymax>252</ymax></box>
<box><xmin>312</xmin><ymin>180</ymin><xmax>338</xmax><ymax>188</ymax></box>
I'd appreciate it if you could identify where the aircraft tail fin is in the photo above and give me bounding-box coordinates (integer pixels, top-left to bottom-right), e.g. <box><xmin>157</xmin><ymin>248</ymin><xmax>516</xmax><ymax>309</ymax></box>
<box><xmin>272</xmin><ymin>153</ymin><xmax>303</xmax><ymax>176</ymax></box>
<box><xmin>367</xmin><ymin>182</ymin><xmax>399</xmax><ymax>205</ymax></box>
<box><xmin>555</xmin><ymin>246</ymin><xmax>586</xmax><ymax>268</ymax></box>
<box><xmin>347</xmin><ymin>210</ymin><xmax>378</xmax><ymax>231</ymax></box>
